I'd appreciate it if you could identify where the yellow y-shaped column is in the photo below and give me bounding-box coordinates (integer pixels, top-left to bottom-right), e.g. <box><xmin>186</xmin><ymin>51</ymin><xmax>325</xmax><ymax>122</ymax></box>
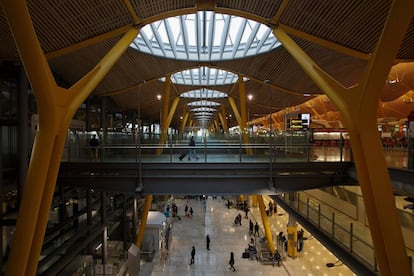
<box><xmin>229</xmin><ymin>95</ymin><xmax>253</xmax><ymax>154</ymax></box>
<box><xmin>136</xmin><ymin>195</ymin><xmax>153</xmax><ymax>248</ymax></box>
<box><xmin>180</xmin><ymin>112</ymin><xmax>189</xmax><ymax>134</ymax></box>
<box><xmin>157</xmin><ymin>75</ymin><xmax>171</xmax><ymax>155</ymax></box>
<box><xmin>238</xmin><ymin>76</ymin><xmax>252</xmax><ymax>155</ymax></box>
<box><xmin>274</xmin><ymin>0</ymin><xmax>413</xmax><ymax>273</ymax></box>
<box><xmin>257</xmin><ymin>195</ymin><xmax>275</xmax><ymax>253</ymax></box>
<box><xmin>1</xmin><ymin>1</ymin><xmax>139</xmax><ymax>275</ymax></box>
<box><xmin>218</xmin><ymin>109</ymin><xmax>228</xmax><ymax>134</ymax></box>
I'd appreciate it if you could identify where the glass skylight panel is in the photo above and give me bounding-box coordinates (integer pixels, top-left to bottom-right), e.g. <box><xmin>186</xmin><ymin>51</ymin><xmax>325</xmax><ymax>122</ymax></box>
<box><xmin>191</xmin><ymin>107</ymin><xmax>216</xmax><ymax>112</ymax></box>
<box><xmin>181</xmin><ymin>89</ymin><xmax>227</xmax><ymax>99</ymax></box>
<box><xmin>165</xmin><ymin>67</ymin><xmax>247</xmax><ymax>86</ymax></box>
<box><xmin>187</xmin><ymin>100</ymin><xmax>220</xmax><ymax>107</ymax></box>
<box><xmin>130</xmin><ymin>11</ymin><xmax>280</xmax><ymax>61</ymax></box>
<box><xmin>193</xmin><ymin>112</ymin><xmax>215</xmax><ymax>116</ymax></box>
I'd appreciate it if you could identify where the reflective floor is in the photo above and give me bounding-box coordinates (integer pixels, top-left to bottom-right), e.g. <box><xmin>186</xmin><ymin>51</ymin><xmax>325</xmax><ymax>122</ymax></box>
<box><xmin>149</xmin><ymin>197</ymin><xmax>356</xmax><ymax>276</ymax></box>
<box><xmin>129</xmin><ymin>148</ymin><xmax>412</xmax><ymax>275</ymax></box>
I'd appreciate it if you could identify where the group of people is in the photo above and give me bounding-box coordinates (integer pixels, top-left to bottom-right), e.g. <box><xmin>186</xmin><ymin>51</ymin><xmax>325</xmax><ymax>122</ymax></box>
<box><xmin>185</xmin><ymin>198</ymin><xmax>287</xmax><ymax>272</ymax></box>
<box><xmin>266</xmin><ymin>200</ymin><xmax>277</xmax><ymax>216</ymax></box>
<box><xmin>184</xmin><ymin>204</ymin><xmax>194</xmax><ymax>218</ymax></box>
<box><xmin>166</xmin><ymin>203</ymin><xmax>181</xmax><ymax>220</ymax></box>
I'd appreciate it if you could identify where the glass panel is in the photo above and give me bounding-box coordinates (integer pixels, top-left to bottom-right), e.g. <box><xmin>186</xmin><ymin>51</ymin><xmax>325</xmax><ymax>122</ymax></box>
<box><xmin>131</xmin><ymin>11</ymin><xmax>281</xmax><ymax>62</ymax></box>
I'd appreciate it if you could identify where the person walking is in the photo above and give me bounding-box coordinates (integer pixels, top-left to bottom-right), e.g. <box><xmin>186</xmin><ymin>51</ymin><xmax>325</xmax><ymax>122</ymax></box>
<box><xmin>229</xmin><ymin>251</ymin><xmax>236</xmax><ymax>271</ymax></box>
<box><xmin>254</xmin><ymin>222</ymin><xmax>259</xmax><ymax>237</ymax></box>
<box><xmin>206</xmin><ymin>234</ymin><xmax>211</xmax><ymax>250</ymax></box>
<box><xmin>89</xmin><ymin>134</ymin><xmax>99</xmax><ymax>161</ymax></box>
<box><xmin>189</xmin><ymin>207</ymin><xmax>194</xmax><ymax>218</ymax></box>
<box><xmin>244</xmin><ymin>204</ymin><xmax>249</xmax><ymax>219</ymax></box>
<box><xmin>190</xmin><ymin>246</ymin><xmax>196</xmax><ymax>265</ymax></box>
<box><xmin>249</xmin><ymin>219</ymin><xmax>254</xmax><ymax>236</ymax></box>
<box><xmin>272</xmin><ymin>250</ymin><xmax>282</xmax><ymax>267</ymax></box>
<box><xmin>185</xmin><ymin>204</ymin><xmax>189</xmax><ymax>217</ymax></box>
<box><xmin>187</xmin><ymin>136</ymin><xmax>199</xmax><ymax>160</ymax></box>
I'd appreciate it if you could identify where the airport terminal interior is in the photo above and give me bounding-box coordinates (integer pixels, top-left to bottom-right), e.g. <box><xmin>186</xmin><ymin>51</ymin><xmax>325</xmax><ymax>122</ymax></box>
<box><xmin>1</xmin><ymin>1</ymin><xmax>414</xmax><ymax>275</ymax></box>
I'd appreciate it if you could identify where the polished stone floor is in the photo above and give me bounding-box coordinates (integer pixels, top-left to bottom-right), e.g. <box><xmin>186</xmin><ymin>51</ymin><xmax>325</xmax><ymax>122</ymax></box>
<box><xmin>150</xmin><ymin>196</ymin><xmax>356</xmax><ymax>276</ymax></box>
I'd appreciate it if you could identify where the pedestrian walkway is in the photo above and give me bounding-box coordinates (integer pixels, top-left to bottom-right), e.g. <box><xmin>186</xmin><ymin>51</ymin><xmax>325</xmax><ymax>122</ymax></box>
<box><xmin>150</xmin><ymin>196</ymin><xmax>356</xmax><ymax>275</ymax></box>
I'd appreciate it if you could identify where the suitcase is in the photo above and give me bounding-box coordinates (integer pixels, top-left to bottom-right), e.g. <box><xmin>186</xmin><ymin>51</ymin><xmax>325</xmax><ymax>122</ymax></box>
<box><xmin>178</xmin><ymin>152</ymin><xmax>187</xmax><ymax>161</ymax></box>
<box><xmin>242</xmin><ymin>252</ymin><xmax>250</xmax><ymax>258</ymax></box>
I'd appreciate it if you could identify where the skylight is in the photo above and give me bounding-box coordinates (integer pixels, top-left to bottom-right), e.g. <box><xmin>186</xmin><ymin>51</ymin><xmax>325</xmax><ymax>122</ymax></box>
<box><xmin>190</xmin><ymin>107</ymin><xmax>217</xmax><ymax>112</ymax></box>
<box><xmin>187</xmin><ymin>100</ymin><xmax>220</xmax><ymax>107</ymax></box>
<box><xmin>160</xmin><ymin>67</ymin><xmax>248</xmax><ymax>86</ymax></box>
<box><xmin>130</xmin><ymin>11</ymin><xmax>280</xmax><ymax>61</ymax></box>
<box><xmin>181</xmin><ymin>89</ymin><xmax>227</xmax><ymax>99</ymax></box>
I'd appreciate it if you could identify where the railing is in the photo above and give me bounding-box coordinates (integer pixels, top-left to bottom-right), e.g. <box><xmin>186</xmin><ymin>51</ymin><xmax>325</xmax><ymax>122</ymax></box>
<box><xmin>277</xmin><ymin>192</ymin><xmax>414</xmax><ymax>274</ymax></box>
<box><xmin>62</xmin><ymin>132</ymin><xmax>353</xmax><ymax>164</ymax></box>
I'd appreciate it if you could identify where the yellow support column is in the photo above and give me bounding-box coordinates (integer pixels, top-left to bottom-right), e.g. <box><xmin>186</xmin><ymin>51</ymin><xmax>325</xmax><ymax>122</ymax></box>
<box><xmin>180</xmin><ymin>112</ymin><xmax>189</xmax><ymax>134</ymax></box>
<box><xmin>238</xmin><ymin>76</ymin><xmax>252</xmax><ymax>155</ymax></box>
<box><xmin>257</xmin><ymin>195</ymin><xmax>275</xmax><ymax>253</ymax></box>
<box><xmin>166</xmin><ymin>97</ymin><xmax>180</xmax><ymax>127</ymax></box>
<box><xmin>157</xmin><ymin>75</ymin><xmax>171</xmax><ymax>155</ymax></box>
<box><xmin>251</xmin><ymin>195</ymin><xmax>258</xmax><ymax>208</ymax></box>
<box><xmin>1</xmin><ymin>1</ymin><xmax>139</xmax><ymax>275</ymax></box>
<box><xmin>274</xmin><ymin>1</ymin><xmax>413</xmax><ymax>273</ymax></box>
<box><xmin>218</xmin><ymin>110</ymin><xmax>228</xmax><ymax>134</ymax></box>
<box><xmin>286</xmin><ymin>216</ymin><xmax>298</xmax><ymax>258</ymax></box>
<box><xmin>228</xmin><ymin>96</ymin><xmax>242</xmax><ymax>126</ymax></box>
<box><xmin>213</xmin><ymin>120</ymin><xmax>220</xmax><ymax>134</ymax></box>
<box><xmin>136</xmin><ymin>195</ymin><xmax>153</xmax><ymax>248</ymax></box>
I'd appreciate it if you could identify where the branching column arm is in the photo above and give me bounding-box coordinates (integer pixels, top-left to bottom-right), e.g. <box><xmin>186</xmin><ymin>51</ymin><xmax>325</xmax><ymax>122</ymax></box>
<box><xmin>166</xmin><ymin>97</ymin><xmax>180</xmax><ymax>127</ymax></box>
<box><xmin>273</xmin><ymin>0</ymin><xmax>413</xmax><ymax>273</ymax></box>
<box><xmin>1</xmin><ymin>1</ymin><xmax>139</xmax><ymax>274</ymax></box>
<box><xmin>238</xmin><ymin>76</ymin><xmax>252</xmax><ymax>154</ymax></box>
<box><xmin>136</xmin><ymin>195</ymin><xmax>153</xmax><ymax>248</ymax></box>
<box><xmin>228</xmin><ymin>96</ymin><xmax>242</xmax><ymax>129</ymax></box>
<box><xmin>257</xmin><ymin>195</ymin><xmax>275</xmax><ymax>253</ymax></box>
<box><xmin>27</xmin><ymin>28</ymin><xmax>140</xmax><ymax>275</ymax></box>
<box><xmin>180</xmin><ymin>112</ymin><xmax>189</xmax><ymax>134</ymax></box>
<box><xmin>213</xmin><ymin>119</ymin><xmax>220</xmax><ymax>134</ymax></box>
<box><xmin>218</xmin><ymin>107</ymin><xmax>228</xmax><ymax>134</ymax></box>
<box><xmin>157</xmin><ymin>76</ymin><xmax>171</xmax><ymax>154</ymax></box>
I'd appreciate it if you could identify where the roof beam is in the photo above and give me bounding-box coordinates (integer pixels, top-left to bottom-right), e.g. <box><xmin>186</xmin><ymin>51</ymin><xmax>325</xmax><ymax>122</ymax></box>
<box><xmin>164</xmin><ymin>20</ymin><xmax>177</xmax><ymax>58</ymax></box>
<box><xmin>279</xmin><ymin>24</ymin><xmax>369</xmax><ymax>60</ymax></box>
<box><xmin>269</xmin><ymin>0</ymin><xmax>289</xmax><ymax>26</ymax></box>
<box><xmin>243</xmin><ymin>22</ymin><xmax>260</xmax><ymax>56</ymax></box>
<box><xmin>180</xmin><ymin>16</ymin><xmax>190</xmax><ymax>60</ymax></box>
<box><xmin>231</xmin><ymin>18</ymin><xmax>247</xmax><ymax>58</ymax></box>
<box><xmin>255</xmin><ymin>28</ymin><xmax>272</xmax><ymax>55</ymax></box>
<box><xmin>138</xmin><ymin>30</ymin><xmax>154</xmax><ymax>55</ymax></box>
<box><xmin>219</xmin><ymin>15</ymin><xmax>231</xmax><ymax>59</ymax></box>
<box><xmin>45</xmin><ymin>26</ymin><xmax>134</xmax><ymax>59</ymax></box>
<box><xmin>150</xmin><ymin>22</ymin><xmax>167</xmax><ymax>56</ymax></box>
<box><xmin>122</xmin><ymin>0</ymin><xmax>142</xmax><ymax>24</ymax></box>
<box><xmin>207</xmin><ymin>11</ymin><xmax>216</xmax><ymax>60</ymax></box>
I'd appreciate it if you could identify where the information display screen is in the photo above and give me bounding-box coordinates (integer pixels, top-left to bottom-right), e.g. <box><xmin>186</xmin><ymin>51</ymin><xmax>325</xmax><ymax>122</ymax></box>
<box><xmin>288</xmin><ymin>113</ymin><xmax>310</xmax><ymax>130</ymax></box>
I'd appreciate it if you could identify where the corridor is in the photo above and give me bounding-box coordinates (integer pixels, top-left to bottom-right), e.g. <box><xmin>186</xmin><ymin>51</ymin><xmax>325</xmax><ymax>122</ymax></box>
<box><xmin>149</xmin><ymin>197</ymin><xmax>355</xmax><ymax>276</ymax></box>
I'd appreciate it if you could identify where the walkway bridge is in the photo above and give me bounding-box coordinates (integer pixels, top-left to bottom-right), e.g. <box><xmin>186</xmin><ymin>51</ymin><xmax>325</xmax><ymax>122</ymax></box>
<box><xmin>58</xmin><ymin>139</ymin><xmax>414</xmax><ymax>196</ymax></box>
<box><xmin>58</xmin><ymin>161</ymin><xmax>356</xmax><ymax>195</ymax></box>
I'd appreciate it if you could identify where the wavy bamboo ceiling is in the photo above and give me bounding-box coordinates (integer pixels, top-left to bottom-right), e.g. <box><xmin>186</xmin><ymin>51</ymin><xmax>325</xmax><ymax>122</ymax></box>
<box><xmin>0</xmin><ymin>0</ymin><xmax>413</xmax><ymax>128</ymax></box>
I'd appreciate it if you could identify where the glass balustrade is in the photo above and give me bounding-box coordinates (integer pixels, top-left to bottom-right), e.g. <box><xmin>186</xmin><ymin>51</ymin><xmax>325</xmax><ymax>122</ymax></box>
<box><xmin>62</xmin><ymin>131</ymin><xmax>353</xmax><ymax>163</ymax></box>
<box><xmin>277</xmin><ymin>191</ymin><xmax>414</xmax><ymax>274</ymax></box>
